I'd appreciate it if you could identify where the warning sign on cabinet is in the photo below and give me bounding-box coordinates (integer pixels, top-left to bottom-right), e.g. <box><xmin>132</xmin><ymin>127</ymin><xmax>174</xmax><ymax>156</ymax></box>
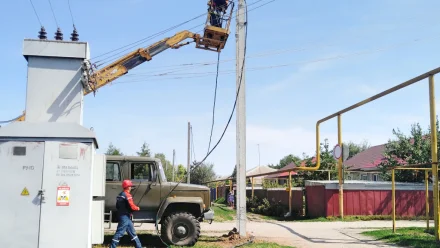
<box><xmin>56</xmin><ymin>186</ymin><xmax>70</xmax><ymax>206</ymax></box>
<box><xmin>21</xmin><ymin>187</ymin><xmax>29</xmax><ymax>196</ymax></box>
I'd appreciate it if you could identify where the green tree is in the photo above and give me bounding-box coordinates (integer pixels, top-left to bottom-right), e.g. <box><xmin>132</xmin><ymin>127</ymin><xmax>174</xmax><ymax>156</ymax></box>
<box><xmin>105</xmin><ymin>142</ymin><xmax>124</xmax><ymax>155</ymax></box>
<box><xmin>377</xmin><ymin>122</ymin><xmax>439</xmax><ymax>182</ymax></box>
<box><xmin>296</xmin><ymin>138</ymin><xmax>337</xmax><ymax>186</ymax></box>
<box><xmin>190</xmin><ymin>162</ymin><xmax>216</xmax><ymax>185</ymax></box>
<box><xmin>137</xmin><ymin>142</ymin><xmax>151</xmax><ymax>157</ymax></box>
<box><xmin>345</xmin><ymin>140</ymin><xmax>371</xmax><ymax>159</ymax></box>
<box><xmin>175</xmin><ymin>164</ymin><xmax>187</xmax><ymax>182</ymax></box>
<box><xmin>268</xmin><ymin>154</ymin><xmax>302</xmax><ymax>169</ymax></box>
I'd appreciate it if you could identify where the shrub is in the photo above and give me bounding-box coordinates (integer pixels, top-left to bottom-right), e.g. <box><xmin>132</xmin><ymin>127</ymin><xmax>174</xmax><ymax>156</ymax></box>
<box><xmin>246</xmin><ymin>196</ymin><xmax>288</xmax><ymax>217</ymax></box>
<box><xmin>214</xmin><ymin>197</ymin><xmax>226</xmax><ymax>204</ymax></box>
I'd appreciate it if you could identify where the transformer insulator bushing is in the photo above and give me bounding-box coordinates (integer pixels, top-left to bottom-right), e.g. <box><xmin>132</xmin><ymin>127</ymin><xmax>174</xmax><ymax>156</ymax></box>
<box><xmin>38</xmin><ymin>26</ymin><xmax>47</xmax><ymax>40</ymax></box>
<box><xmin>71</xmin><ymin>26</ymin><xmax>79</xmax><ymax>41</ymax></box>
<box><xmin>54</xmin><ymin>27</ymin><xmax>63</xmax><ymax>40</ymax></box>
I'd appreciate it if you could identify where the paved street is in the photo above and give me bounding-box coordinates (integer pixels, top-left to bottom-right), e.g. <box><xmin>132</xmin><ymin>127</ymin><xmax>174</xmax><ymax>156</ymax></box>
<box><xmin>106</xmin><ymin>220</ymin><xmax>432</xmax><ymax>247</ymax></box>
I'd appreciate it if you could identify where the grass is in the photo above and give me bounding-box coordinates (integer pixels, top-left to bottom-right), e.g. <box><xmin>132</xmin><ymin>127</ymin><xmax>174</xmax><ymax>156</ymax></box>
<box><xmin>93</xmin><ymin>232</ymin><xmax>294</xmax><ymax>248</ymax></box>
<box><xmin>211</xmin><ymin>203</ymin><xmax>236</xmax><ymax>222</ymax></box>
<box><xmin>361</xmin><ymin>227</ymin><xmax>439</xmax><ymax>248</ymax></box>
<box><xmin>258</xmin><ymin>214</ymin><xmax>433</xmax><ymax>222</ymax></box>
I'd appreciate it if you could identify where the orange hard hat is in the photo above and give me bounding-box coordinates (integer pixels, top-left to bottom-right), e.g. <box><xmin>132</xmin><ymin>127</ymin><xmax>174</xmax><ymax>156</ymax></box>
<box><xmin>122</xmin><ymin>180</ymin><xmax>133</xmax><ymax>189</ymax></box>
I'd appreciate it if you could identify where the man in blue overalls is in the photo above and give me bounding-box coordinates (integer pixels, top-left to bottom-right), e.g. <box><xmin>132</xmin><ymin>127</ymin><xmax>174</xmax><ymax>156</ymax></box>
<box><xmin>209</xmin><ymin>0</ymin><xmax>229</xmax><ymax>27</ymax></box>
<box><xmin>110</xmin><ymin>180</ymin><xmax>143</xmax><ymax>248</ymax></box>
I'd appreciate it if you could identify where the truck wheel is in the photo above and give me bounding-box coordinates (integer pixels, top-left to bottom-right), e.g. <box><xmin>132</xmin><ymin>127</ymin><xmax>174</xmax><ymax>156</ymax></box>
<box><xmin>161</xmin><ymin>212</ymin><xmax>200</xmax><ymax>246</ymax></box>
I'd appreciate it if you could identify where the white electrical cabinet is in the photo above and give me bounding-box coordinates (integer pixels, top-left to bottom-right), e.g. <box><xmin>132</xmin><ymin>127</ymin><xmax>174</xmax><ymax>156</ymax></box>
<box><xmin>91</xmin><ymin>153</ymin><xmax>106</xmax><ymax>245</ymax></box>
<box><xmin>0</xmin><ymin>122</ymin><xmax>103</xmax><ymax>248</ymax></box>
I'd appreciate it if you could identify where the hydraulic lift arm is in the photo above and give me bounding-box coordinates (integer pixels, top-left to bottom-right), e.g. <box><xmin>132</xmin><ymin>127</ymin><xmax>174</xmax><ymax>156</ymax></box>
<box><xmin>82</xmin><ymin>30</ymin><xmax>201</xmax><ymax>95</ymax></box>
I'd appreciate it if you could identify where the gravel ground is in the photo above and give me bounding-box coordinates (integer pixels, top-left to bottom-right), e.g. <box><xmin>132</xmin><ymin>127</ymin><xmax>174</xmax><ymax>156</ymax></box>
<box><xmin>105</xmin><ymin>220</ymin><xmax>433</xmax><ymax>247</ymax></box>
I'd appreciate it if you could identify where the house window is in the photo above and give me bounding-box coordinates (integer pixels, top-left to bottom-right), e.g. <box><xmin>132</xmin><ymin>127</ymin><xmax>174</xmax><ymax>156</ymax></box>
<box><xmin>347</xmin><ymin>176</ymin><xmax>352</xmax><ymax>180</ymax></box>
<box><xmin>373</xmin><ymin>174</ymin><xmax>378</xmax><ymax>181</ymax></box>
<box><xmin>361</xmin><ymin>174</ymin><xmax>368</xmax><ymax>180</ymax></box>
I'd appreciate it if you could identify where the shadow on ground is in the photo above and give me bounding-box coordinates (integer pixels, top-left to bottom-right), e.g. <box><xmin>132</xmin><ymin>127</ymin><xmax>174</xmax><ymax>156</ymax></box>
<box><xmin>100</xmin><ymin>233</ymin><xmax>222</xmax><ymax>248</ymax></box>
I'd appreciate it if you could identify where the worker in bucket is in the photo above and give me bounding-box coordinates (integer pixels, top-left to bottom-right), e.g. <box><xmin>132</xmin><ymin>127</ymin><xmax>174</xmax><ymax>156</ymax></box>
<box><xmin>109</xmin><ymin>180</ymin><xmax>143</xmax><ymax>248</ymax></box>
<box><xmin>209</xmin><ymin>0</ymin><xmax>229</xmax><ymax>27</ymax></box>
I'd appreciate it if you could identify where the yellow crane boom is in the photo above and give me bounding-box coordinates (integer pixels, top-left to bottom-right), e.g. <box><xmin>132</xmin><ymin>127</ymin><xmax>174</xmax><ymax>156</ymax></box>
<box><xmin>12</xmin><ymin>0</ymin><xmax>233</xmax><ymax>122</ymax></box>
<box><xmin>83</xmin><ymin>30</ymin><xmax>202</xmax><ymax>95</ymax></box>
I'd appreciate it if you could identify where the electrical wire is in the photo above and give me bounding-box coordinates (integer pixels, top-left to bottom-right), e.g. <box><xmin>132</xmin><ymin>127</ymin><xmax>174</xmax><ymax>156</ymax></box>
<box><xmin>47</xmin><ymin>0</ymin><xmax>59</xmax><ymax>27</ymax></box>
<box><xmin>90</xmin><ymin>0</ymin><xmax>233</xmax><ymax>62</ymax></box>
<box><xmin>154</xmin><ymin>1</ymin><xmax>248</xmax><ymax>246</ymax></box>
<box><xmin>207</xmin><ymin>51</ymin><xmax>221</xmax><ymax>155</ymax></box>
<box><xmin>92</xmin><ymin>0</ymin><xmax>269</xmax><ymax>67</ymax></box>
<box><xmin>113</xmin><ymin>34</ymin><xmax>438</xmax><ymax>84</ymax></box>
<box><xmin>102</xmin><ymin>12</ymin><xmax>437</xmax><ymax>77</ymax></box>
<box><xmin>67</xmin><ymin>0</ymin><xmax>76</xmax><ymax>27</ymax></box>
<box><xmin>0</xmin><ymin>115</ymin><xmax>23</xmax><ymax>124</ymax></box>
<box><xmin>29</xmin><ymin>0</ymin><xmax>43</xmax><ymax>27</ymax></box>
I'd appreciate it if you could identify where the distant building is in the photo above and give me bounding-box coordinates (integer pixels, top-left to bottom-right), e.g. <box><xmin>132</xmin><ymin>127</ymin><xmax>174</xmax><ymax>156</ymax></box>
<box><xmin>344</xmin><ymin>144</ymin><xmax>387</xmax><ymax>181</ymax></box>
<box><xmin>246</xmin><ymin>165</ymin><xmax>278</xmax><ymax>186</ymax></box>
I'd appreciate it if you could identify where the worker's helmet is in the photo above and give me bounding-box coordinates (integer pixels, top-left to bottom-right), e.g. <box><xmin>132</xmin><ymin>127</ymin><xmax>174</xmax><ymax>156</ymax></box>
<box><xmin>122</xmin><ymin>180</ymin><xmax>133</xmax><ymax>189</ymax></box>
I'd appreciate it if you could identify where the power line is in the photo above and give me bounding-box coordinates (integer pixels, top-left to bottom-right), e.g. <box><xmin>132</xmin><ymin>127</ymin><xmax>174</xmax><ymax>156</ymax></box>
<box><xmin>47</xmin><ymin>0</ymin><xmax>59</xmax><ymax>27</ymax></box>
<box><xmin>207</xmin><ymin>51</ymin><xmax>221</xmax><ymax>155</ymax></box>
<box><xmin>113</xmin><ymin>34</ymin><xmax>438</xmax><ymax>84</ymax></box>
<box><xmin>91</xmin><ymin>0</ymin><xmax>234</xmax><ymax>62</ymax></box>
<box><xmin>0</xmin><ymin>114</ymin><xmax>23</xmax><ymax>124</ymax></box>
<box><xmin>92</xmin><ymin>0</ymin><xmax>271</xmax><ymax>67</ymax></box>
<box><xmin>67</xmin><ymin>0</ymin><xmax>76</xmax><ymax>27</ymax></box>
<box><xmin>29</xmin><ymin>0</ymin><xmax>43</xmax><ymax>27</ymax></box>
<box><xmin>98</xmin><ymin>14</ymin><xmax>437</xmax><ymax>76</ymax></box>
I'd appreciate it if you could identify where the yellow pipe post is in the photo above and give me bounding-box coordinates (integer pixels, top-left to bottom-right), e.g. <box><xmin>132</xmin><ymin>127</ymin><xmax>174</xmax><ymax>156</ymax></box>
<box><xmin>426</xmin><ymin>170</ymin><xmax>430</xmax><ymax>231</ymax></box>
<box><xmin>251</xmin><ymin>177</ymin><xmax>254</xmax><ymax>198</ymax></box>
<box><xmin>392</xmin><ymin>169</ymin><xmax>396</xmax><ymax>233</ymax></box>
<box><xmin>289</xmin><ymin>171</ymin><xmax>292</xmax><ymax>215</ymax></box>
<box><xmin>429</xmin><ymin>74</ymin><xmax>439</xmax><ymax>240</ymax></box>
<box><xmin>338</xmin><ymin>114</ymin><xmax>344</xmax><ymax>219</ymax></box>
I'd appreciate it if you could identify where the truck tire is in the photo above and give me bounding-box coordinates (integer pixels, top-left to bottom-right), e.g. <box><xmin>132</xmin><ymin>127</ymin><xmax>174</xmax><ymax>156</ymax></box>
<box><xmin>161</xmin><ymin>212</ymin><xmax>201</xmax><ymax>246</ymax></box>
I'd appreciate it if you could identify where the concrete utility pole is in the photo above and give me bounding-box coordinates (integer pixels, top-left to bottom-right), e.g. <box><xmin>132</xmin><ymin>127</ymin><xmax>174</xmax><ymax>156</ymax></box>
<box><xmin>172</xmin><ymin>149</ymin><xmax>176</xmax><ymax>182</ymax></box>
<box><xmin>236</xmin><ymin>0</ymin><xmax>247</xmax><ymax>237</ymax></box>
<box><xmin>187</xmin><ymin>122</ymin><xmax>191</xmax><ymax>184</ymax></box>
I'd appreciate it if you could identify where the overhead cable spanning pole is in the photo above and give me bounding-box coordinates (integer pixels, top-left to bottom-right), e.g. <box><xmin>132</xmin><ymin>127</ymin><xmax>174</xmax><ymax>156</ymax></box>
<box><xmin>236</xmin><ymin>0</ymin><xmax>247</xmax><ymax>237</ymax></box>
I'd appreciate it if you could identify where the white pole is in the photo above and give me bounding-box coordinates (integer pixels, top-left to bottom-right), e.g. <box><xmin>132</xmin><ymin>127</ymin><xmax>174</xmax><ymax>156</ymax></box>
<box><xmin>172</xmin><ymin>149</ymin><xmax>175</xmax><ymax>182</ymax></box>
<box><xmin>236</xmin><ymin>0</ymin><xmax>247</xmax><ymax>237</ymax></box>
<box><xmin>187</xmin><ymin>122</ymin><xmax>191</xmax><ymax>184</ymax></box>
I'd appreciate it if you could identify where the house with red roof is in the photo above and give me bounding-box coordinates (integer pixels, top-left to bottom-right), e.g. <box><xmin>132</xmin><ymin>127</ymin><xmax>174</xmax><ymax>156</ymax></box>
<box><xmin>264</xmin><ymin>162</ymin><xmax>299</xmax><ymax>185</ymax></box>
<box><xmin>343</xmin><ymin>144</ymin><xmax>387</xmax><ymax>181</ymax></box>
<box><xmin>343</xmin><ymin>141</ymin><xmax>415</xmax><ymax>181</ymax></box>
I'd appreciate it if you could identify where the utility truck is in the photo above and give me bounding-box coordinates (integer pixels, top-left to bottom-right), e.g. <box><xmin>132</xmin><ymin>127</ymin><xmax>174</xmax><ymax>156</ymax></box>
<box><xmin>104</xmin><ymin>155</ymin><xmax>214</xmax><ymax>246</ymax></box>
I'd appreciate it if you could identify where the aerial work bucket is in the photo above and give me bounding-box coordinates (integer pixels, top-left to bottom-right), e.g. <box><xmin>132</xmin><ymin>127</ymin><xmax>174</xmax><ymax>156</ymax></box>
<box><xmin>196</xmin><ymin>0</ymin><xmax>234</xmax><ymax>52</ymax></box>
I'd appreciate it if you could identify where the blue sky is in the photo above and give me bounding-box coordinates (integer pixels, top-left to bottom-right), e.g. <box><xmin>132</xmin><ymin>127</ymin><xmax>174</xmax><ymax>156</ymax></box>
<box><xmin>1</xmin><ymin>0</ymin><xmax>440</xmax><ymax>177</ymax></box>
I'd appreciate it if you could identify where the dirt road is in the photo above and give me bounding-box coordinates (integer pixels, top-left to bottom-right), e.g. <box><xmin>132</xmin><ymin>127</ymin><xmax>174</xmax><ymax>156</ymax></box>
<box><xmin>107</xmin><ymin>220</ymin><xmax>431</xmax><ymax>247</ymax></box>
